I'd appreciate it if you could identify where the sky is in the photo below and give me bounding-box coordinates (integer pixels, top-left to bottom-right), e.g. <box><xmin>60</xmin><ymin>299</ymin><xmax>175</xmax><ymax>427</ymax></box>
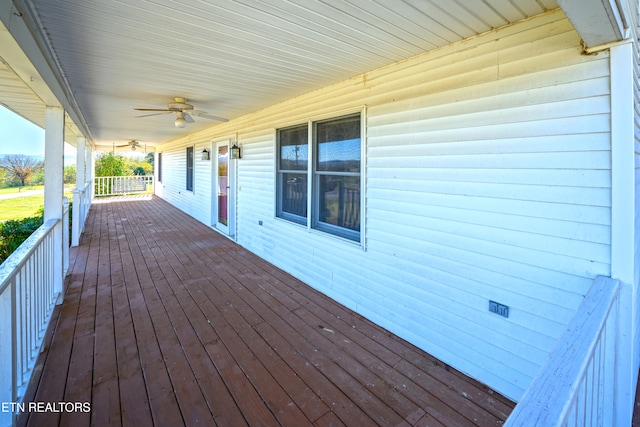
<box><xmin>0</xmin><ymin>105</ymin><xmax>76</xmax><ymax>162</ymax></box>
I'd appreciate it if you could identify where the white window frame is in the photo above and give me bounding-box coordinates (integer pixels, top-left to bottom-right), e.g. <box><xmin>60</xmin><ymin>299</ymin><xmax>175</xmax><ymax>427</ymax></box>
<box><xmin>276</xmin><ymin>123</ymin><xmax>309</xmax><ymax>225</ymax></box>
<box><xmin>157</xmin><ymin>152</ymin><xmax>162</xmax><ymax>182</ymax></box>
<box><xmin>275</xmin><ymin>108</ymin><xmax>366</xmax><ymax>245</ymax></box>
<box><xmin>186</xmin><ymin>145</ymin><xmax>194</xmax><ymax>192</ymax></box>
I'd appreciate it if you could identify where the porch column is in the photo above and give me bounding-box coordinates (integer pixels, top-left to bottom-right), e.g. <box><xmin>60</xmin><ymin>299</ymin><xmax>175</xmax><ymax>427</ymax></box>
<box><xmin>88</xmin><ymin>144</ymin><xmax>95</xmax><ymax>199</ymax></box>
<box><xmin>610</xmin><ymin>40</ymin><xmax>636</xmax><ymax>427</ymax></box>
<box><xmin>72</xmin><ymin>137</ymin><xmax>86</xmax><ymax>246</ymax></box>
<box><xmin>76</xmin><ymin>137</ymin><xmax>86</xmax><ymax>188</ymax></box>
<box><xmin>44</xmin><ymin>106</ymin><xmax>65</xmax><ymax>302</ymax></box>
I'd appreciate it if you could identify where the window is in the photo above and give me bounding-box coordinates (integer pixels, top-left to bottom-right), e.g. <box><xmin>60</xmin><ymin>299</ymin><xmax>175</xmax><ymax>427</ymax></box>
<box><xmin>186</xmin><ymin>146</ymin><xmax>194</xmax><ymax>191</ymax></box>
<box><xmin>277</xmin><ymin>125</ymin><xmax>308</xmax><ymax>224</ymax></box>
<box><xmin>313</xmin><ymin>114</ymin><xmax>361</xmax><ymax>240</ymax></box>
<box><xmin>276</xmin><ymin>113</ymin><xmax>361</xmax><ymax>242</ymax></box>
<box><xmin>157</xmin><ymin>152</ymin><xmax>162</xmax><ymax>182</ymax></box>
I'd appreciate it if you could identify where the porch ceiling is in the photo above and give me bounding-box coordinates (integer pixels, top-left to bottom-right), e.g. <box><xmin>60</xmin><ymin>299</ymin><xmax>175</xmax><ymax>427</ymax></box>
<box><xmin>1</xmin><ymin>0</ymin><xmax>560</xmax><ymax>149</ymax></box>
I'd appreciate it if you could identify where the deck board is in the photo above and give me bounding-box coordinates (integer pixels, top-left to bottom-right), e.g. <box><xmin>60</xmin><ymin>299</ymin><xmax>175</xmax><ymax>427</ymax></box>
<box><xmin>19</xmin><ymin>196</ymin><xmax>514</xmax><ymax>426</ymax></box>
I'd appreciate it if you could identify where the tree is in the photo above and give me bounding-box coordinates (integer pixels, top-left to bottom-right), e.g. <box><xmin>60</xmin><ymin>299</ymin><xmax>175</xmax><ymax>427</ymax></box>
<box><xmin>126</xmin><ymin>157</ymin><xmax>152</xmax><ymax>176</ymax></box>
<box><xmin>0</xmin><ymin>154</ymin><xmax>43</xmax><ymax>189</ymax></box>
<box><xmin>95</xmin><ymin>152</ymin><xmax>126</xmax><ymax>177</ymax></box>
<box><xmin>64</xmin><ymin>165</ymin><xmax>76</xmax><ymax>184</ymax></box>
<box><xmin>145</xmin><ymin>152</ymin><xmax>154</xmax><ymax>171</ymax></box>
<box><xmin>0</xmin><ymin>168</ymin><xmax>7</xmax><ymax>188</ymax></box>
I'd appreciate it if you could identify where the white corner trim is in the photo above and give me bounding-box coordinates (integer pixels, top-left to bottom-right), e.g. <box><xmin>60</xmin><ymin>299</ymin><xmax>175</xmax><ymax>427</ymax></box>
<box><xmin>609</xmin><ymin>41</ymin><xmax>635</xmax><ymax>284</ymax></box>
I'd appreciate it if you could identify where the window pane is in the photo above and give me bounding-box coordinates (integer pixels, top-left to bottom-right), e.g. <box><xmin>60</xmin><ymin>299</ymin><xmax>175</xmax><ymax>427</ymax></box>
<box><xmin>218</xmin><ymin>145</ymin><xmax>228</xmax><ymax>226</ymax></box>
<box><xmin>186</xmin><ymin>147</ymin><xmax>194</xmax><ymax>191</ymax></box>
<box><xmin>318</xmin><ymin>175</ymin><xmax>360</xmax><ymax>232</ymax></box>
<box><xmin>281</xmin><ymin>173</ymin><xmax>307</xmax><ymax>218</ymax></box>
<box><xmin>279</xmin><ymin>126</ymin><xmax>308</xmax><ymax>171</ymax></box>
<box><xmin>317</xmin><ymin>115</ymin><xmax>360</xmax><ymax>172</ymax></box>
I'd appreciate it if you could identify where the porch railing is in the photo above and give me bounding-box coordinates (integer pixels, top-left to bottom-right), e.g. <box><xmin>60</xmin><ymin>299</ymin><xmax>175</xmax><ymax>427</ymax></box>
<box><xmin>505</xmin><ymin>276</ymin><xmax>621</xmax><ymax>426</ymax></box>
<box><xmin>94</xmin><ymin>175</ymin><xmax>153</xmax><ymax>197</ymax></box>
<box><xmin>72</xmin><ymin>180</ymin><xmax>93</xmax><ymax>246</ymax></box>
<box><xmin>0</xmin><ymin>215</ymin><xmax>68</xmax><ymax>426</ymax></box>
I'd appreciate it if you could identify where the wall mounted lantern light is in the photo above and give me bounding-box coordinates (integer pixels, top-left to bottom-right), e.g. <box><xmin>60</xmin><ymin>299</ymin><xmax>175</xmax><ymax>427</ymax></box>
<box><xmin>230</xmin><ymin>143</ymin><xmax>241</xmax><ymax>159</ymax></box>
<box><xmin>201</xmin><ymin>148</ymin><xmax>210</xmax><ymax>161</ymax></box>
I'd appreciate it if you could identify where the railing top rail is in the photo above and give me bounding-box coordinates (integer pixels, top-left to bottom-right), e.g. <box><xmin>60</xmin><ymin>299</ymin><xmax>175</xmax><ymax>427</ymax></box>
<box><xmin>95</xmin><ymin>175</ymin><xmax>153</xmax><ymax>178</ymax></box>
<box><xmin>0</xmin><ymin>218</ymin><xmax>59</xmax><ymax>294</ymax></box>
<box><xmin>73</xmin><ymin>179</ymin><xmax>93</xmax><ymax>194</ymax></box>
<box><xmin>505</xmin><ymin>275</ymin><xmax>620</xmax><ymax>426</ymax></box>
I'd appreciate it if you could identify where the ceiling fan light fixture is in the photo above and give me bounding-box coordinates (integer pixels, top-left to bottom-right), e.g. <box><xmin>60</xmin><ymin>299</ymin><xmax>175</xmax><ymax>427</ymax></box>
<box><xmin>135</xmin><ymin>97</ymin><xmax>228</xmax><ymax>127</ymax></box>
<box><xmin>175</xmin><ymin>114</ymin><xmax>187</xmax><ymax>128</ymax></box>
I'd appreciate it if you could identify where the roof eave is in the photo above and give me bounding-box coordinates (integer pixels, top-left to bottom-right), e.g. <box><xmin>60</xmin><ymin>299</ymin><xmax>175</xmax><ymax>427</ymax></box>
<box><xmin>558</xmin><ymin>0</ymin><xmax>630</xmax><ymax>47</ymax></box>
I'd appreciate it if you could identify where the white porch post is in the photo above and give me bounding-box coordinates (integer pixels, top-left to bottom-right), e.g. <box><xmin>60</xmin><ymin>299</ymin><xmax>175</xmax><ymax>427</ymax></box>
<box><xmin>72</xmin><ymin>137</ymin><xmax>86</xmax><ymax>246</ymax></box>
<box><xmin>610</xmin><ymin>40</ymin><xmax>636</xmax><ymax>427</ymax></box>
<box><xmin>76</xmin><ymin>137</ymin><xmax>86</xmax><ymax>190</ymax></box>
<box><xmin>88</xmin><ymin>144</ymin><xmax>95</xmax><ymax>200</ymax></box>
<box><xmin>44</xmin><ymin>106</ymin><xmax>65</xmax><ymax>302</ymax></box>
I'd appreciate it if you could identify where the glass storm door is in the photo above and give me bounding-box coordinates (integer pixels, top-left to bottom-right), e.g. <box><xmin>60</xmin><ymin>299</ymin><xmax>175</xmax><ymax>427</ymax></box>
<box><xmin>216</xmin><ymin>142</ymin><xmax>230</xmax><ymax>234</ymax></box>
<box><xmin>212</xmin><ymin>138</ymin><xmax>237</xmax><ymax>237</ymax></box>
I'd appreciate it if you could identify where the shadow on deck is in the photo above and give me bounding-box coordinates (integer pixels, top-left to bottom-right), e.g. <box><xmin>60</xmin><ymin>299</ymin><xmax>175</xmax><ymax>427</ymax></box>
<box><xmin>20</xmin><ymin>196</ymin><xmax>514</xmax><ymax>426</ymax></box>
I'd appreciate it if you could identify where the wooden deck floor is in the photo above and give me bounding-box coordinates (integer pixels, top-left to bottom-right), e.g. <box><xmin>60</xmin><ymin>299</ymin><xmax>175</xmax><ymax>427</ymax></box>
<box><xmin>20</xmin><ymin>196</ymin><xmax>514</xmax><ymax>427</ymax></box>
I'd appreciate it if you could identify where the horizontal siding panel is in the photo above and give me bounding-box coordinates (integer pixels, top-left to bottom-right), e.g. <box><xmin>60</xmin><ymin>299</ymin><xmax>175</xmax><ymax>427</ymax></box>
<box><xmin>367</xmin><ymin>188</ymin><xmax>611</xmax><ymax>226</ymax></box>
<box><xmin>367</xmin><ymin>217</ymin><xmax>610</xmax><ymax>278</ymax></box>
<box><xmin>371</xmin><ymin>94</ymin><xmax>610</xmax><ymax>134</ymax></box>
<box><xmin>368</xmin><ymin>167</ymin><xmax>610</xmax><ymax>188</ymax></box>
<box><xmin>368</xmin><ymin>114</ymin><xmax>611</xmax><ymax>143</ymax></box>
<box><xmin>368</xmin><ymin>178</ymin><xmax>611</xmax><ymax>206</ymax></box>
<box><xmin>358</xmin><ymin>250</ymin><xmax>594</xmax><ymax>356</ymax></box>
<box><xmin>368</xmin><ymin>133</ymin><xmax>610</xmax><ymax>159</ymax></box>
<box><xmin>364</xmin><ymin>237</ymin><xmax>583</xmax><ymax>322</ymax></box>
<box><xmin>368</xmin><ymin>151</ymin><xmax>610</xmax><ymax>170</ymax></box>
<box><xmin>368</xmin><ymin>209</ymin><xmax>609</xmax><ymax>271</ymax></box>
<box><xmin>366</xmin><ymin>227</ymin><xmax>595</xmax><ymax>295</ymax></box>
<box><xmin>368</xmin><ymin>199</ymin><xmax>610</xmax><ymax>245</ymax></box>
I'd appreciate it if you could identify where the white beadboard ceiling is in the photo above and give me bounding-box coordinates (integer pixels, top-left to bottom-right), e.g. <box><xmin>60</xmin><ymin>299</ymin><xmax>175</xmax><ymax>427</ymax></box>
<box><xmin>2</xmin><ymin>0</ymin><xmax>560</xmax><ymax>149</ymax></box>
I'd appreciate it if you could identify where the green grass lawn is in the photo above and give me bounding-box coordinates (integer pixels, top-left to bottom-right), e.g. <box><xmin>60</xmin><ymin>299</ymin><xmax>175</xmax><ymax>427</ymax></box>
<box><xmin>0</xmin><ymin>188</ymin><xmax>74</xmax><ymax>221</ymax></box>
<box><xmin>0</xmin><ymin>195</ymin><xmax>45</xmax><ymax>221</ymax></box>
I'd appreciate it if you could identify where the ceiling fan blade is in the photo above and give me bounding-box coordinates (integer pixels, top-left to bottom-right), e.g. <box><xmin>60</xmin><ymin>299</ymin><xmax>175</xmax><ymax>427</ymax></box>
<box><xmin>184</xmin><ymin>113</ymin><xmax>195</xmax><ymax>123</ymax></box>
<box><xmin>134</xmin><ymin>108</ymin><xmax>172</xmax><ymax>111</ymax></box>
<box><xmin>191</xmin><ymin>110</ymin><xmax>229</xmax><ymax>122</ymax></box>
<box><xmin>135</xmin><ymin>111</ymin><xmax>173</xmax><ymax>117</ymax></box>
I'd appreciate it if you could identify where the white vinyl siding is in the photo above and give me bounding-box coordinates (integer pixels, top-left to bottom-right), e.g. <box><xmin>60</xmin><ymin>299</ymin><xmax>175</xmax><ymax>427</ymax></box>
<box><xmin>156</xmin><ymin>141</ymin><xmax>212</xmax><ymax>225</ymax></box>
<box><xmin>364</xmin><ymin>55</ymin><xmax>611</xmax><ymax>397</ymax></box>
<box><xmin>157</xmin><ymin>10</ymin><xmax>611</xmax><ymax>400</ymax></box>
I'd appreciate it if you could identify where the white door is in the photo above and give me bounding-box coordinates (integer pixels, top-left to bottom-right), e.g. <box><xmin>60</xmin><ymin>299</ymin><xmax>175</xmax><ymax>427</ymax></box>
<box><xmin>213</xmin><ymin>140</ymin><xmax>235</xmax><ymax>236</ymax></box>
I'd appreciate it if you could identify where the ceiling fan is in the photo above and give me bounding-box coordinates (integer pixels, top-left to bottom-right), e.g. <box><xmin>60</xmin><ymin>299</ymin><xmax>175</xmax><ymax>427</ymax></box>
<box><xmin>115</xmin><ymin>140</ymin><xmax>142</xmax><ymax>151</ymax></box>
<box><xmin>134</xmin><ymin>97</ymin><xmax>228</xmax><ymax>128</ymax></box>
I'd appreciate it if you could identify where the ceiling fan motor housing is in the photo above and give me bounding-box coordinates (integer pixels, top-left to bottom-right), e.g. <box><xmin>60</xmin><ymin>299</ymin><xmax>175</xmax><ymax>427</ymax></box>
<box><xmin>168</xmin><ymin>97</ymin><xmax>193</xmax><ymax>111</ymax></box>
